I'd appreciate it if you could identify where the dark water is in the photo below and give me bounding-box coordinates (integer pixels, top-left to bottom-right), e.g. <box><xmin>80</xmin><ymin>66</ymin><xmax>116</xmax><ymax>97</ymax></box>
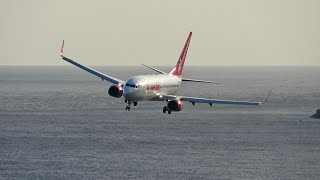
<box><xmin>0</xmin><ymin>66</ymin><xmax>320</xmax><ymax>179</ymax></box>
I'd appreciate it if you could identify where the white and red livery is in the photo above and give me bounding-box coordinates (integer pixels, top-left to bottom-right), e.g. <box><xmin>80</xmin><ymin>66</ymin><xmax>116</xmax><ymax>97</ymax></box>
<box><xmin>60</xmin><ymin>32</ymin><xmax>271</xmax><ymax>114</ymax></box>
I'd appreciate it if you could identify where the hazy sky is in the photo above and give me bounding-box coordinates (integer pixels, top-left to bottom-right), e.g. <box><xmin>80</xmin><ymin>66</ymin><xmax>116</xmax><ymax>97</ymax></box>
<box><xmin>0</xmin><ymin>0</ymin><xmax>319</xmax><ymax>66</ymax></box>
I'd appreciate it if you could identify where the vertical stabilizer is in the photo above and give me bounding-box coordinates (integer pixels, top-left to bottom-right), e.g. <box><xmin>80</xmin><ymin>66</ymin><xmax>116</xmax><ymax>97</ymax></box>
<box><xmin>170</xmin><ymin>32</ymin><xmax>192</xmax><ymax>76</ymax></box>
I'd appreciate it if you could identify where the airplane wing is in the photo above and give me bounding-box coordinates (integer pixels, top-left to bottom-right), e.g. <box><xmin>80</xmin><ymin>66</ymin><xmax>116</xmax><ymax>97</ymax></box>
<box><xmin>160</xmin><ymin>89</ymin><xmax>272</xmax><ymax>106</ymax></box>
<box><xmin>59</xmin><ymin>40</ymin><xmax>125</xmax><ymax>85</ymax></box>
<box><xmin>141</xmin><ymin>64</ymin><xmax>219</xmax><ymax>84</ymax></box>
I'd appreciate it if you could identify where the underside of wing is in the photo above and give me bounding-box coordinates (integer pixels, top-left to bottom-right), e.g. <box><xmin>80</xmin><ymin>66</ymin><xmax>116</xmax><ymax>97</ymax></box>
<box><xmin>160</xmin><ymin>90</ymin><xmax>272</xmax><ymax>106</ymax></box>
<box><xmin>60</xmin><ymin>40</ymin><xmax>125</xmax><ymax>85</ymax></box>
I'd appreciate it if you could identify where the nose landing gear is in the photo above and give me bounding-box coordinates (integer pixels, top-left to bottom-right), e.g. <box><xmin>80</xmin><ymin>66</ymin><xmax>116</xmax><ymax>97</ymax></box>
<box><xmin>125</xmin><ymin>100</ymin><xmax>138</xmax><ymax>111</ymax></box>
<box><xmin>125</xmin><ymin>100</ymin><xmax>131</xmax><ymax>111</ymax></box>
<box><xmin>162</xmin><ymin>106</ymin><xmax>171</xmax><ymax>114</ymax></box>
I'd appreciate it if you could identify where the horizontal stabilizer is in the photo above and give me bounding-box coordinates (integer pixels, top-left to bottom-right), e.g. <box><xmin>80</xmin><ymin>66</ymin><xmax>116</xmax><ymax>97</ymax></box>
<box><xmin>182</xmin><ymin>78</ymin><xmax>220</xmax><ymax>84</ymax></box>
<box><xmin>141</xmin><ymin>65</ymin><xmax>218</xmax><ymax>84</ymax></box>
<box><xmin>141</xmin><ymin>64</ymin><xmax>167</xmax><ymax>74</ymax></box>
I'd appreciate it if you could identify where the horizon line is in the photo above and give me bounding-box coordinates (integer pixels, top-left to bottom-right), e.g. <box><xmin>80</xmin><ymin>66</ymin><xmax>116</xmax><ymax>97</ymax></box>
<box><xmin>0</xmin><ymin>65</ymin><xmax>319</xmax><ymax>67</ymax></box>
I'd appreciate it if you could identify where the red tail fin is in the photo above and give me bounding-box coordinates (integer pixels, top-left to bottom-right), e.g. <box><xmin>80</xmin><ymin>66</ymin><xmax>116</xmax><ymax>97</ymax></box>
<box><xmin>170</xmin><ymin>32</ymin><xmax>192</xmax><ymax>76</ymax></box>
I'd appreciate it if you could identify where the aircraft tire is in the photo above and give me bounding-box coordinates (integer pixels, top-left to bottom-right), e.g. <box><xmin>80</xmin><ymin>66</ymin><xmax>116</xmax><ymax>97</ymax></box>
<box><xmin>163</xmin><ymin>106</ymin><xmax>167</xmax><ymax>113</ymax></box>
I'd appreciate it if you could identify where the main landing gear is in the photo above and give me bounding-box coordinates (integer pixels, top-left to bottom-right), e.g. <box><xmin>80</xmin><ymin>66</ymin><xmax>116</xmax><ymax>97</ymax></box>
<box><xmin>125</xmin><ymin>100</ymin><xmax>137</xmax><ymax>111</ymax></box>
<box><xmin>162</xmin><ymin>106</ymin><xmax>171</xmax><ymax>114</ymax></box>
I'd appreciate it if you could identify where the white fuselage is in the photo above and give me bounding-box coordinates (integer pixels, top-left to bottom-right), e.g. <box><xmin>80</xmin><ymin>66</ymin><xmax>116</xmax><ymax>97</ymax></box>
<box><xmin>123</xmin><ymin>74</ymin><xmax>182</xmax><ymax>102</ymax></box>
<box><xmin>59</xmin><ymin>32</ymin><xmax>267</xmax><ymax>113</ymax></box>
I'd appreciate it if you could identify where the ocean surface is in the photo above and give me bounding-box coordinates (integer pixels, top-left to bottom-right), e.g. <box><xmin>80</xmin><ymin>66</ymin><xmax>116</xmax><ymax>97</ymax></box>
<box><xmin>0</xmin><ymin>66</ymin><xmax>319</xmax><ymax>179</ymax></box>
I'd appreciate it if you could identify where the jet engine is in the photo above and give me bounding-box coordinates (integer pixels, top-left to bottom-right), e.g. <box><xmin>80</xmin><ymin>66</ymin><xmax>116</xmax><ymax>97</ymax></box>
<box><xmin>108</xmin><ymin>84</ymin><xmax>123</xmax><ymax>98</ymax></box>
<box><xmin>167</xmin><ymin>99</ymin><xmax>184</xmax><ymax>111</ymax></box>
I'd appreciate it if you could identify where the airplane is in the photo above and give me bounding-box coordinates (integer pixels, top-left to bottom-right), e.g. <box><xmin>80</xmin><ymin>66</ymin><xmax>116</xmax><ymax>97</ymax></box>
<box><xmin>59</xmin><ymin>32</ymin><xmax>271</xmax><ymax>114</ymax></box>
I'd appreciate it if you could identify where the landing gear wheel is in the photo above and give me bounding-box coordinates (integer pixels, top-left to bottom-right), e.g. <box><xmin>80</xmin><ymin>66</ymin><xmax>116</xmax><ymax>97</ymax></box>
<box><xmin>133</xmin><ymin>102</ymin><xmax>138</xmax><ymax>106</ymax></box>
<box><xmin>125</xmin><ymin>106</ymin><xmax>131</xmax><ymax>111</ymax></box>
<box><xmin>163</xmin><ymin>106</ymin><xmax>167</xmax><ymax>113</ymax></box>
<box><xmin>168</xmin><ymin>111</ymin><xmax>171</xmax><ymax>114</ymax></box>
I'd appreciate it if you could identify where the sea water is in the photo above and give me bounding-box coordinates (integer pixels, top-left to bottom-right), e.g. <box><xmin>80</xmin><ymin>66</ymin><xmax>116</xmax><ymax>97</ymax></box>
<box><xmin>0</xmin><ymin>66</ymin><xmax>319</xmax><ymax>179</ymax></box>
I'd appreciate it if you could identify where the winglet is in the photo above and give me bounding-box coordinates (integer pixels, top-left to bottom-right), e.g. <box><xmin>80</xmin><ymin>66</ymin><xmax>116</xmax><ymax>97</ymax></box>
<box><xmin>262</xmin><ymin>89</ymin><xmax>272</xmax><ymax>104</ymax></box>
<box><xmin>60</xmin><ymin>40</ymin><xmax>64</xmax><ymax>57</ymax></box>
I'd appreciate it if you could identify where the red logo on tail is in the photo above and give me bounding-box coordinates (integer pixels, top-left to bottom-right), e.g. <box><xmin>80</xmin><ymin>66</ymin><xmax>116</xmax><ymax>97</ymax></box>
<box><xmin>170</xmin><ymin>32</ymin><xmax>192</xmax><ymax>77</ymax></box>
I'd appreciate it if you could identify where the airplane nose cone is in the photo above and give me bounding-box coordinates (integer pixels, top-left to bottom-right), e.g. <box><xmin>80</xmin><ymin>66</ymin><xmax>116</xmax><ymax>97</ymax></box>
<box><xmin>123</xmin><ymin>77</ymin><xmax>142</xmax><ymax>101</ymax></box>
<box><xmin>123</xmin><ymin>86</ymin><xmax>143</xmax><ymax>102</ymax></box>
<box><xmin>124</xmin><ymin>91</ymin><xmax>134</xmax><ymax>101</ymax></box>
<box><xmin>123</xmin><ymin>86</ymin><xmax>137</xmax><ymax>101</ymax></box>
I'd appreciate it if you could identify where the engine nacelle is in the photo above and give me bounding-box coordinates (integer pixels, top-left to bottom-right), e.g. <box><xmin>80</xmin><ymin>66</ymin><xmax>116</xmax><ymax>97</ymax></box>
<box><xmin>108</xmin><ymin>84</ymin><xmax>123</xmax><ymax>98</ymax></box>
<box><xmin>167</xmin><ymin>99</ymin><xmax>184</xmax><ymax>111</ymax></box>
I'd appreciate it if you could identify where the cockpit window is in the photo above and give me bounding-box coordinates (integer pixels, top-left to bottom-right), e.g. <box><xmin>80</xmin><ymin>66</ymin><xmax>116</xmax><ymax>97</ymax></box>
<box><xmin>125</xmin><ymin>83</ymin><xmax>136</xmax><ymax>88</ymax></box>
<box><xmin>125</xmin><ymin>83</ymin><xmax>141</xmax><ymax>88</ymax></box>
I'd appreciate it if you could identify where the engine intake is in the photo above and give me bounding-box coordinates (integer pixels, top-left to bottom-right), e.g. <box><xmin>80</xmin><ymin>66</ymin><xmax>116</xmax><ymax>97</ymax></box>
<box><xmin>167</xmin><ymin>99</ymin><xmax>184</xmax><ymax>111</ymax></box>
<box><xmin>108</xmin><ymin>84</ymin><xmax>123</xmax><ymax>98</ymax></box>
